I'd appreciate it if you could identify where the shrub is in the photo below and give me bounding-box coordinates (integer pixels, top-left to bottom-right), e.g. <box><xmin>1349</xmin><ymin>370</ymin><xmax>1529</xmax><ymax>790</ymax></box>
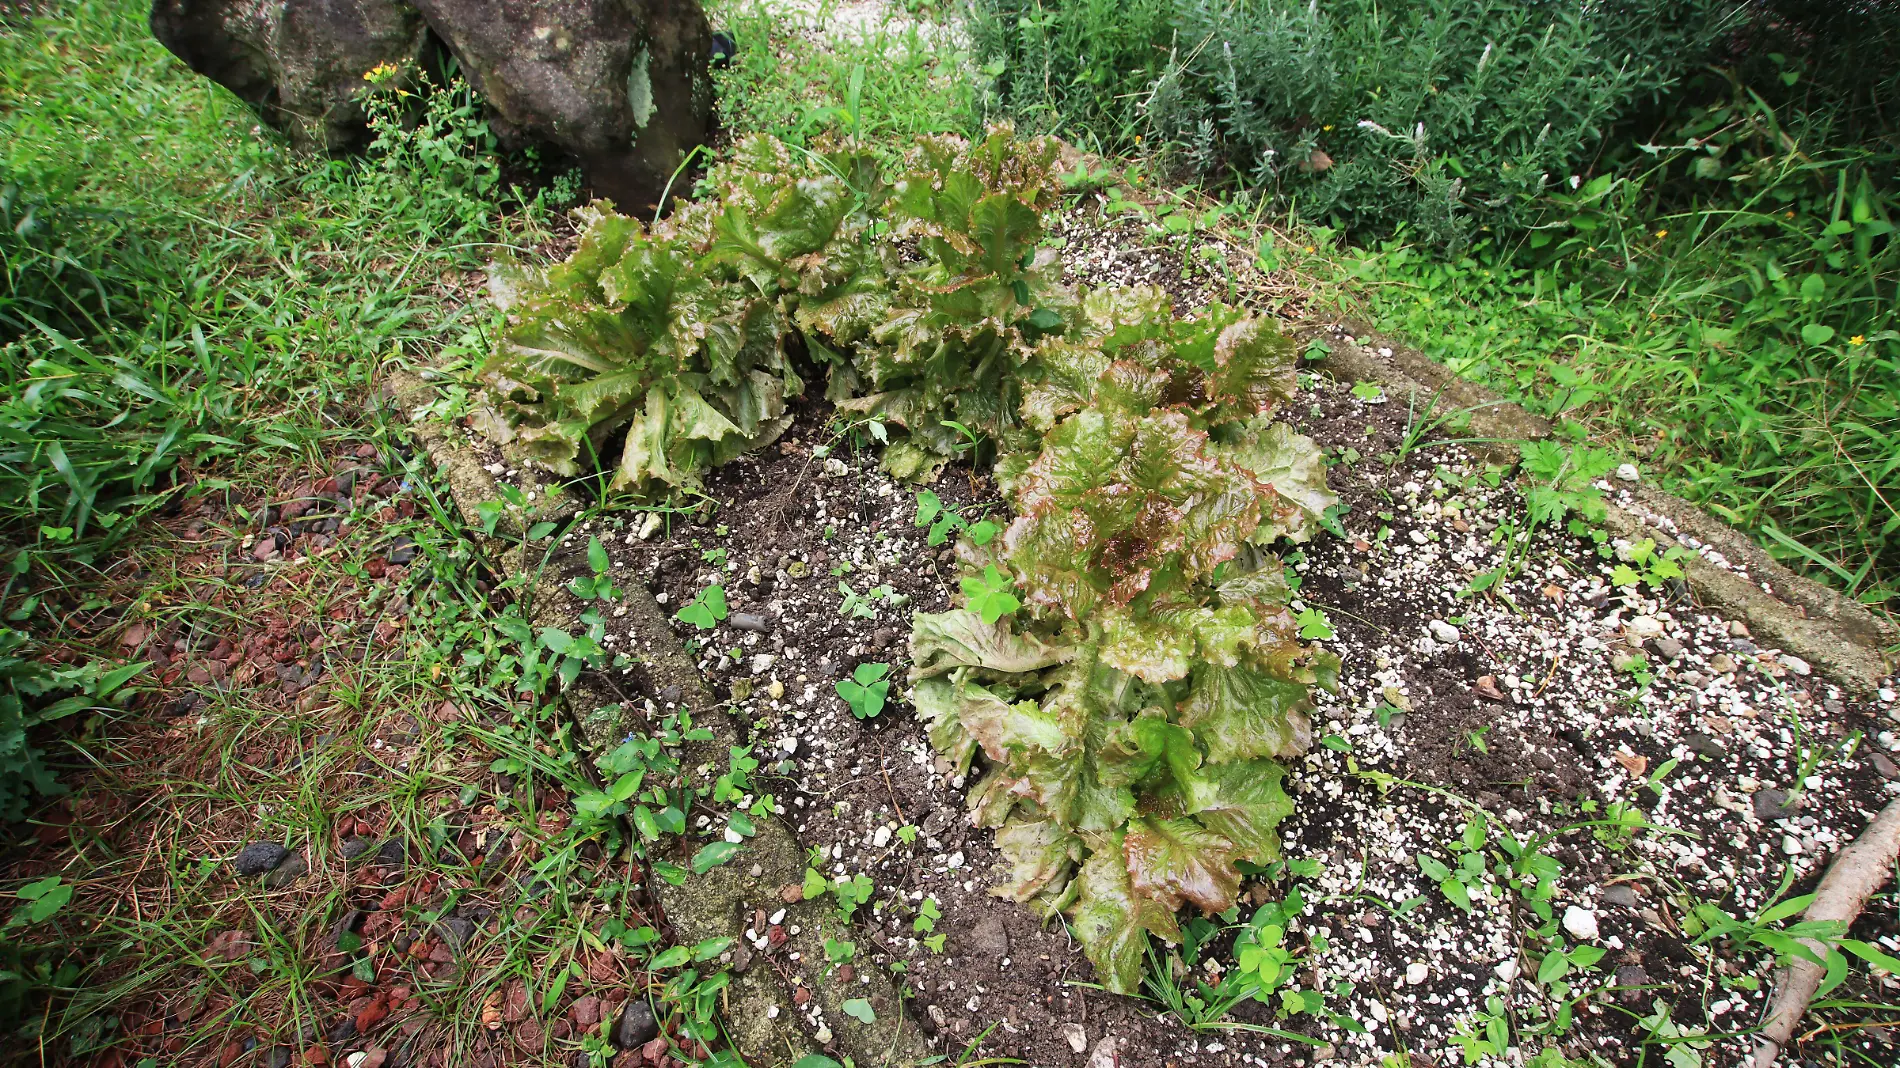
<box><xmin>910</xmin><ymin>287</ymin><xmax>1337</xmax><ymax>993</ymax></box>
<box><xmin>476</xmin><ymin>129</ymin><xmax>1074</xmax><ymax>489</ymax></box>
<box><xmin>973</xmin><ymin>0</ymin><xmax>1724</xmax><ymax>246</ymax></box>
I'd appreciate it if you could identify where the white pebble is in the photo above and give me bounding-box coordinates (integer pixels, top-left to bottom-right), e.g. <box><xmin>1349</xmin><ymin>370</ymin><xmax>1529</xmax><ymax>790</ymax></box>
<box><xmin>1563</xmin><ymin>906</ymin><xmax>1600</xmax><ymax>941</ymax></box>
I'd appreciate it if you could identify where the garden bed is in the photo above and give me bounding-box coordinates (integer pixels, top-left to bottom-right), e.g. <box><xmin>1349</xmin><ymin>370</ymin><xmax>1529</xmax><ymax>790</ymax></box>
<box><xmin>521</xmin><ymin>364</ymin><xmax>1899</xmax><ymax>1066</ymax></box>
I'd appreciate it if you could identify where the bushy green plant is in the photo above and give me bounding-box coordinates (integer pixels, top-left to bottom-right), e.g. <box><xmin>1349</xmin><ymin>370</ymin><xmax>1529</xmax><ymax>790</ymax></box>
<box><xmin>974</xmin><ymin>0</ymin><xmax>1723</xmax><ymax>246</ymax></box>
<box><xmin>475</xmin><ymin>136</ymin><xmax>854</xmax><ymax>494</ymax></box>
<box><xmin>909</xmin><ymin>287</ymin><xmax>1337</xmax><ymax>994</ymax></box>
<box><xmin>835</xmin><ymin>129</ymin><xmax>1072</xmax><ymax>477</ymax></box>
<box><xmin>1</xmin><ymin>629</ymin><xmax>143</xmax><ymax>822</ymax></box>
<box><xmin>476</xmin><ymin>128</ymin><xmax>1073</xmax><ymax>489</ymax></box>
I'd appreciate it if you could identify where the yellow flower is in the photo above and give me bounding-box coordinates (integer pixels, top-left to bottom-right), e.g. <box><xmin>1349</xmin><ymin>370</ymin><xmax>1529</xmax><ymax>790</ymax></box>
<box><xmin>1322</xmin><ymin>124</ymin><xmax>1333</xmax><ymax>131</ymax></box>
<box><xmin>1304</xmin><ymin>245</ymin><xmax>1316</xmax><ymax>253</ymax></box>
<box><xmin>1134</xmin><ymin>135</ymin><xmax>1143</xmax><ymax>144</ymax></box>
<box><xmin>1850</xmin><ymin>335</ymin><xmax>1866</xmax><ymax>346</ymax></box>
<box><xmin>1654</xmin><ymin>229</ymin><xmax>1668</xmax><ymax>239</ymax></box>
<box><xmin>1786</xmin><ymin>211</ymin><xmax>1795</xmax><ymax>218</ymax></box>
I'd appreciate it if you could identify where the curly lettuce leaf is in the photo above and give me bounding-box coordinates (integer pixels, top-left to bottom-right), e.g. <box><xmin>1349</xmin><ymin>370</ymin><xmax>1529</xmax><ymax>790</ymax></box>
<box><xmin>1217</xmin><ymin>417</ymin><xmax>1338</xmax><ymax>544</ymax></box>
<box><xmin>1176</xmin><ymin>663</ymin><xmax>1314</xmax><ymax>762</ymax></box>
<box><xmin>1070</xmin><ymin>834</ymin><xmax>1181</xmax><ymax>995</ymax></box>
<box><xmin>991</xmin><ymin>818</ymin><xmax>1082</xmax><ymax>903</ymax></box>
<box><xmin>907</xmin><ymin>609</ymin><xmax>1069</xmax><ymax>679</ymax></box>
<box><xmin>1172</xmin><ymin>759</ymin><xmax>1293</xmax><ymax>865</ymax></box>
<box><xmin>1123</xmin><ymin>814</ymin><xmax>1241</xmax><ymax>915</ymax></box>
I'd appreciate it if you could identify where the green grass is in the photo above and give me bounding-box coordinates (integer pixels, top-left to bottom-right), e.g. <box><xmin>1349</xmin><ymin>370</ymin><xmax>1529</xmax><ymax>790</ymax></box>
<box><xmin>0</xmin><ymin>0</ymin><xmax>666</xmax><ymax>1058</ymax></box>
<box><xmin>0</xmin><ymin>0</ymin><xmax>541</xmax><ymax>580</ymax></box>
<box><xmin>708</xmin><ymin>0</ymin><xmax>983</xmax><ymax>151</ymax></box>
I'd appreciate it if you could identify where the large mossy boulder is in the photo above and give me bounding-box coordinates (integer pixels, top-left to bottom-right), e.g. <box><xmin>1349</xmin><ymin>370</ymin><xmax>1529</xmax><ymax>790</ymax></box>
<box><xmin>149</xmin><ymin>0</ymin><xmax>715</xmax><ymax>207</ymax></box>
<box><xmin>150</xmin><ymin>0</ymin><xmax>432</xmax><ymax>153</ymax></box>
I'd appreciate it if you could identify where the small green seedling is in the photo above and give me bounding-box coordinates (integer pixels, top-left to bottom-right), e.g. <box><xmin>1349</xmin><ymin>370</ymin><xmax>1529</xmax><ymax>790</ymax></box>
<box><xmin>1610</xmin><ymin>538</ymin><xmax>1689</xmax><ymax>589</ymax></box>
<box><xmin>836</xmin><ymin>662</ymin><xmax>892</xmax><ymax>719</ymax></box>
<box><xmin>675</xmin><ymin>584</ymin><xmax>728</xmax><ymax>629</ymax></box>
<box><xmin>960</xmin><ymin>564</ymin><xmax>1020</xmax><ymax>624</ymax></box>
<box><xmin>914</xmin><ymin>897</ymin><xmax>941</xmax><ymax>934</ymax></box>
<box><xmin>1296</xmin><ymin>606</ymin><xmax>1334</xmax><ymax>640</ymax></box>
<box><xmin>12</xmin><ymin>876</ymin><xmax>72</xmax><ymax>924</ymax></box>
<box><xmin>838</xmin><ymin>581</ymin><xmax>896</xmax><ymax>619</ymax></box>
<box><xmin>568</xmin><ymin>536</ymin><xmax>620</xmax><ymax>600</ymax></box>
<box><xmin>915</xmin><ymin>489</ymin><xmax>999</xmax><ymax>547</ymax></box>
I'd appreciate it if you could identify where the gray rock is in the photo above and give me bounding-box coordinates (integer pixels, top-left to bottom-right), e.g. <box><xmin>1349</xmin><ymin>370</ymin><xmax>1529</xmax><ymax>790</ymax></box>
<box><xmin>149</xmin><ymin>0</ymin><xmax>431</xmax><ymax>152</ymax></box>
<box><xmin>1613</xmin><ymin>964</ymin><xmax>1651</xmax><ymax>1004</ymax></box>
<box><xmin>438</xmin><ymin>915</ymin><xmax>476</xmax><ymax>948</ymax></box>
<box><xmin>264</xmin><ymin>851</ymin><xmax>309</xmax><ymax>888</ymax></box>
<box><xmin>387</xmin><ymin>537</ymin><xmax>417</xmax><ymax>564</ymax></box>
<box><xmin>1683</xmin><ymin>732</ymin><xmax>1727</xmax><ymax>761</ymax></box>
<box><xmin>967</xmin><ymin>913</ymin><xmax>1009</xmax><ymax>961</ymax></box>
<box><xmin>266</xmin><ymin>1048</ymin><xmax>293</xmax><ymax>1068</ymax></box>
<box><xmin>729</xmin><ymin>612</ymin><xmax>769</xmax><ymax>633</ymax></box>
<box><xmin>150</xmin><ymin>0</ymin><xmax>715</xmax><ymax>207</ymax></box>
<box><xmin>612</xmin><ymin>1000</ymin><xmax>658</xmax><ymax>1049</ymax></box>
<box><xmin>334</xmin><ymin>909</ymin><xmax>367</xmax><ymax>947</ymax></box>
<box><xmin>374</xmin><ymin>837</ymin><xmax>407</xmax><ymax>869</ymax></box>
<box><xmin>1753</xmin><ymin>788</ymin><xmax>1794</xmax><ymax>821</ymax></box>
<box><xmin>411</xmin><ymin>0</ymin><xmax>714</xmax><ymax>206</ymax></box>
<box><xmin>1872</xmin><ymin>753</ymin><xmax>1900</xmax><ymax>781</ymax></box>
<box><xmin>1648</xmin><ymin>636</ymin><xmax>1685</xmax><ymax>661</ymax></box>
<box><xmin>234</xmin><ymin>841</ymin><xmax>290</xmax><ymax>876</ymax></box>
<box><xmin>1601</xmin><ymin>884</ymin><xmax>1641</xmax><ymax>908</ymax></box>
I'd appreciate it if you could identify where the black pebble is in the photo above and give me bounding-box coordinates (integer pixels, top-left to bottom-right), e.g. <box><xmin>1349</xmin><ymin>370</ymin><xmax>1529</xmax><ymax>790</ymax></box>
<box><xmin>233</xmin><ymin>841</ymin><xmax>289</xmax><ymax>876</ymax></box>
<box><xmin>613</xmin><ymin>1000</ymin><xmax>658</xmax><ymax>1049</ymax></box>
<box><xmin>375</xmin><ymin>837</ymin><xmax>407</xmax><ymax>868</ymax></box>
<box><xmin>1753</xmin><ymin>787</ymin><xmax>1795</xmax><ymax>820</ymax></box>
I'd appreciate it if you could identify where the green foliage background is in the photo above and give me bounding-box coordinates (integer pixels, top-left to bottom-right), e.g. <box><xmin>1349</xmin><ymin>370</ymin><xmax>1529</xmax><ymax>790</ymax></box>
<box><xmin>973</xmin><ymin>0</ymin><xmax>1900</xmax><ymax>607</ymax></box>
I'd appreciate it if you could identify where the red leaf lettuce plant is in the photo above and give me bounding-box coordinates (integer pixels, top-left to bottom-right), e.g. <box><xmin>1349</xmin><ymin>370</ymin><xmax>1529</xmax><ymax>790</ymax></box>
<box><xmin>908</xmin><ymin>288</ymin><xmax>1339</xmax><ymax>994</ymax></box>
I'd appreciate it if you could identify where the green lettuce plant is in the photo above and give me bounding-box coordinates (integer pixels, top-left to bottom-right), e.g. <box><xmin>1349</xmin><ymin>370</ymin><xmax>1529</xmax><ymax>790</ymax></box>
<box><xmin>474</xmin><ymin>128</ymin><xmax>1073</xmax><ymax>491</ymax></box>
<box><xmin>476</xmin><ymin>132</ymin><xmax>1347</xmax><ymax>998</ymax></box>
<box><xmin>835</xmin><ymin>129</ymin><xmax>1075</xmax><ymax>478</ymax></box>
<box><xmin>909</xmin><ymin>290</ymin><xmax>1338</xmax><ymax>994</ymax></box>
<box><xmin>475</xmin><ymin>136</ymin><xmax>889</xmax><ymax>496</ymax></box>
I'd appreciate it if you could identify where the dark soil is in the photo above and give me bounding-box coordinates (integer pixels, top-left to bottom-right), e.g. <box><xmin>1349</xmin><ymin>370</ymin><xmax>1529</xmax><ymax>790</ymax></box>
<box><xmin>609</xmin><ymin>366</ymin><xmax>1900</xmax><ymax>1066</ymax></box>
